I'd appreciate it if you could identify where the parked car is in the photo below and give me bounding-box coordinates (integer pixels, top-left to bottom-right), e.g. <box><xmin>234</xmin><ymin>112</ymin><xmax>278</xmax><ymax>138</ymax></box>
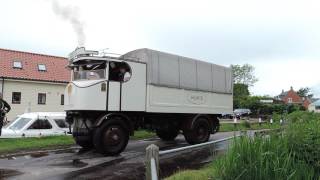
<box><xmin>234</xmin><ymin>109</ymin><xmax>251</xmax><ymax>118</ymax></box>
<box><xmin>221</xmin><ymin>113</ymin><xmax>234</xmax><ymax>119</ymax></box>
<box><xmin>1</xmin><ymin>112</ymin><xmax>69</xmax><ymax>138</ymax></box>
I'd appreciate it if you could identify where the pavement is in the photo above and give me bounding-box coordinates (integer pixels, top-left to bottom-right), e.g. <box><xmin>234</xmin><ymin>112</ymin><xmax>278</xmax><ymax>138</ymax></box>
<box><xmin>0</xmin><ymin>131</ymin><xmax>241</xmax><ymax>180</ymax></box>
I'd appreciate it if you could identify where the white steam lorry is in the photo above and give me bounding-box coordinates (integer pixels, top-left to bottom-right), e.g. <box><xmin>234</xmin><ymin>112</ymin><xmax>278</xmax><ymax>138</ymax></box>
<box><xmin>65</xmin><ymin>47</ymin><xmax>233</xmax><ymax>155</ymax></box>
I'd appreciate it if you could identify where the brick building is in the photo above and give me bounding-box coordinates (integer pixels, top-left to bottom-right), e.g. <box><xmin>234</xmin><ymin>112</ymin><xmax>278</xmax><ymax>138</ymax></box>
<box><xmin>275</xmin><ymin>86</ymin><xmax>312</xmax><ymax>109</ymax></box>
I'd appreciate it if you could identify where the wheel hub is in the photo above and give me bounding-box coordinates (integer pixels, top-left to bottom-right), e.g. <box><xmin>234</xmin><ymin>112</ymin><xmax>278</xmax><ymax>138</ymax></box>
<box><xmin>103</xmin><ymin>126</ymin><xmax>123</xmax><ymax>146</ymax></box>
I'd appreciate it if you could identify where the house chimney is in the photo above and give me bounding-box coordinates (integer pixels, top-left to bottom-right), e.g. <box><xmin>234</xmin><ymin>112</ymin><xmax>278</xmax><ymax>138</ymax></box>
<box><xmin>290</xmin><ymin>86</ymin><xmax>293</xmax><ymax>91</ymax></box>
<box><xmin>282</xmin><ymin>89</ymin><xmax>284</xmax><ymax>93</ymax></box>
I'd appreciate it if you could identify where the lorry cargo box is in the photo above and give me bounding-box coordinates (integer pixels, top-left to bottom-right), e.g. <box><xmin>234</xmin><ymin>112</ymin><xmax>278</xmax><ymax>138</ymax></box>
<box><xmin>121</xmin><ymin>49</ymin><xmax>233</xmax><ymax>94</ymax></box>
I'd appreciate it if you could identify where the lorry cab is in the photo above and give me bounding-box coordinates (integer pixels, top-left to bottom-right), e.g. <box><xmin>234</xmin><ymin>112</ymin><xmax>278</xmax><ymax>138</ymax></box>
<box><xmin>65</xmin><ymin>48</ymin><xmax>146</xmax><ymax>112</ymax></box>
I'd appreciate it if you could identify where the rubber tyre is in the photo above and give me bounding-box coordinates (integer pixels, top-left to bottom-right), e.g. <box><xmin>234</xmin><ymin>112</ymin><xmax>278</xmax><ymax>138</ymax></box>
<box><xmin>156</xmin><ymin>129</ymin><xmax>179</xmax><ymax>141</ymax></box>
<box><xmin>74</xmin><ymin>136</ymin><xmax>93</xmax><ymax>149</ymax></box>
<box><xmin>184</xmin><ymin>117</ymin><xmax>210</xmax><ymax>145</ymax></box>
<box><xmin>93</xmin><ymin>117</ymin><xmax>129</xmax><ymax>155</ymax></box>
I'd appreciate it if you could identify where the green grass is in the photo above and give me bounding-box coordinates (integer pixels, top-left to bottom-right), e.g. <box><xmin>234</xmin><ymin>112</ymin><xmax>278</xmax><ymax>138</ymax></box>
<box><xmin>0</xmin><ymin>135</ymin><xmax>75</xmax><ymax>154</ymax></box>
<box><xmin>219</xmin><ymin>122</ymin><xmax>280</xmax><ymax>132</ymax></box>
<box><xmin>0</xmin><ymin>129</ymin><xmax>156</xmax><ymax>155</ymax></box>
<box><xmin>214</xmin><ymin>136</ymin><xmax>315</xmax><ymax>180</ymax></box>
<box><xmin>131</xmin><ymin>129</ymin><xmax>156</xmax><ymax>140</ymax></box>
<box><xmin>166</xmin><ymin>164</ymin><xmax>215</xmax><ymax>180</ymax></box>
<box><xmin>168</xmin><ymin>135</ymin><xmax>316</xmax><ymax>180</ymax></box>
<box><xmin>168</xmin><ymin>111</ymin><xmax>320</xmax><ymax>180</ymax></box>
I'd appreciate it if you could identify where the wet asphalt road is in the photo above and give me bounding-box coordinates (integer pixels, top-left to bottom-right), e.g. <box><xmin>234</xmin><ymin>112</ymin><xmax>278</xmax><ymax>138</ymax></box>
<box><xmin>0</xmin><ymin>131</ymin><xmax>241</xmax><ymax>180</ymax></box>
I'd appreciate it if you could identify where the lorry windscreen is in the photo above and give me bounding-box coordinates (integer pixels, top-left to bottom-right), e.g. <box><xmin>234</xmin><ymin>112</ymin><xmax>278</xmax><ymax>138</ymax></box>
<box><xmin>73</xmin><ymin>62</ymin><xmax>106</xmax><ymax>81</ymax></box>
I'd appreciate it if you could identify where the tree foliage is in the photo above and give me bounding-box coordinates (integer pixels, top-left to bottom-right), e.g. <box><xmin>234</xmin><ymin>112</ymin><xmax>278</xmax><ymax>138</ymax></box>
<box><xmin>233</xmin><ymin>84</ymin><xmax>250</xmax><ymax>109</ymax></box>
<box><xmin>297</xmin><ymin>87</ymin><xmax>313</xmax><ymax>98</ymax></box>
<box><xmin>231</xmin><ymin>64</ymin><xmax>258</xmax><ymax>87</ymax></box>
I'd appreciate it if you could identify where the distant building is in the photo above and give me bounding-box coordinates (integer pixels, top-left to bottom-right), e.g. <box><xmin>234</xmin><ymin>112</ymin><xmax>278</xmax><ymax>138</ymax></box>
<box><xmin>0</xmin><ymin>48</ymin><xmax>70</xmax><ymax>120</ymax></box>
<box><xmin>275</xmin><ymin>86</ymin><xmax>312</xmax><ymax>109</ymax></box>
<box><xmin>308</xmin><ymin>99</ymin><xmax>320</xmax><ymax>113</ymax></box>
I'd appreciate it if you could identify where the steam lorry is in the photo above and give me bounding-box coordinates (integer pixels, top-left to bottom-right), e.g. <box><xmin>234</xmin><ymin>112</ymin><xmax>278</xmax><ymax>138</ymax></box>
<box><xmin>65</xmin><ymin>47</ymin><xmax>233</xmax><ymax>155</ymax></box>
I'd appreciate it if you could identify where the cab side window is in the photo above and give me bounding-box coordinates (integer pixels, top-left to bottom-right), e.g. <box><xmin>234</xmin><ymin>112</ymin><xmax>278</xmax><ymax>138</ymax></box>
<box><xmin>109</xmin><ymin>61</ymin><xmax>131</xmax><ymax>82</ymax></box>
<box><xmin>28</xmin><ymin>119</ymin><xmax>52</xmax><ymax>129</ymax></box>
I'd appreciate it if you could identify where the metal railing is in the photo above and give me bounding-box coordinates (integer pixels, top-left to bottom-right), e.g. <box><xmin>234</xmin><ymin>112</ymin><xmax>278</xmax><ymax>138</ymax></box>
<box><xmin>145</xmin><ymin>134</ymin><xmax>241</xmax><ymax>180</ymax></box>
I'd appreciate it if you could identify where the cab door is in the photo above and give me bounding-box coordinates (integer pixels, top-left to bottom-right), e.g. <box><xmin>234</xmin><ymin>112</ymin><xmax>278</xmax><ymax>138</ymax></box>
<box><xmin>107</xmin><ymin>61</ymin><xmax>146</xmax><ymax>112</ymax></box>
<box><xmin>121</xmin><ymin>62</ymin><xmax>146</xmax><ymax>111</ymax></box>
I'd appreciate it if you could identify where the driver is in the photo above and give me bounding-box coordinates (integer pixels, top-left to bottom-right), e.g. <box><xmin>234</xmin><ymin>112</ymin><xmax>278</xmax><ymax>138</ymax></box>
<box><xmin>119</xmin><ymin>67</ymin><xmax>131</xmax><ymax>82</ymax></box>
<box><xmin>0</xmin><ymin>93</ymin><xmax>11</xmax><ymax>136</ymax></box>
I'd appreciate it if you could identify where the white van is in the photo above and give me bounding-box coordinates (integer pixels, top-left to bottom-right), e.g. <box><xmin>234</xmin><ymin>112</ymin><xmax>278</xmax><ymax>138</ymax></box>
<box><xmin>1</xmin><ymin>112</ymin><xmax>68</xmax><ymax>138</ymax></box>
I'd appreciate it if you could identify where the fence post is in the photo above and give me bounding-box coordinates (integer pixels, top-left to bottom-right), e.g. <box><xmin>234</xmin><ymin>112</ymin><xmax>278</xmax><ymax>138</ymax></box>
<box><xmin>233</xmin><ymin>116</ymin><xmax>237</xmax><ymax>129</ymax></box>
<box><xmin>145</xmin><ymin>144</ymin><xmax>159</xmax><ymax>180</ymax></box>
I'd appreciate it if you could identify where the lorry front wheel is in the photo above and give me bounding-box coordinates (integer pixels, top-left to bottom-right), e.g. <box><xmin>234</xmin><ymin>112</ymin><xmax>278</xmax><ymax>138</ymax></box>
<box><xmin>74</xmin><ymin>136</ymin><xmax>93</xmax><ymax>149</ymax></box>
<box><xmin>184</xmin><ymin>117</ymin><xmax>210</xmax><ymax>144</ymax></box>
<box><xmin>156</xmin><ymin>128</ymin><xmax>179</xmax><ymax>141</ymax></box>
<box><xmin>93</xmin><ymin>117</ymin><xmax>129</xmax><ymax>155</ymax></box>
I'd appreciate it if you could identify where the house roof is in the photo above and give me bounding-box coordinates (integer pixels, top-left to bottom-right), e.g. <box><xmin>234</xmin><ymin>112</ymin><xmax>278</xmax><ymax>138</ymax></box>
<box><xmin>275</xmin><ymin>91</ymin><xmax>288</xmax><ymax>100</ymax></box>
<box><xmin>0</xmin><ymin>48</ymin><xmax>70</xmax><ymax>83</ymax></box>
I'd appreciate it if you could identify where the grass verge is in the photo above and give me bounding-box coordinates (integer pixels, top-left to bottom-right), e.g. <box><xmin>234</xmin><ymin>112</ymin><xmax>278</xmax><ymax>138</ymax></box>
<box><xmin>131</xmin><ymin>129</ymin><xmax>156</xmax><ymax>140</ymax></box>
<box><xmin>0</xmin><ymin>135</ymin><xmax>75</xmax><ymax>155</ymax></box>
<box><xmin>0</xmin><ymin>129</ymin><xmax>156</xmax><ymax>155</ymax></box>
<box><xmin>219</xmin><ymin>122</ymin><xmax>280</xmax><ymax>132</ymax></box>
<box><xmin>167</xmin><ymin>111</ymin><xmax>320</xmax><ymax>180</ymax></box>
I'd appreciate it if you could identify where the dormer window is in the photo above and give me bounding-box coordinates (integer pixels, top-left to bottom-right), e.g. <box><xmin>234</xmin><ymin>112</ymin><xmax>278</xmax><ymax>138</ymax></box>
<box><xmin>13</xmin><ymin>61</ymin><xmax>22</xmax><ymax>69</ymax></box>
<box><xmin>38</xmin><ymin>64</ymin><xmax>46</xmax><ymax>71</ymax></box>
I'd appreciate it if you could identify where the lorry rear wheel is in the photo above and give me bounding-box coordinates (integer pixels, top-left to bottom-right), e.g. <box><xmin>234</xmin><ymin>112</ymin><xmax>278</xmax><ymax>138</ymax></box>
<box><xmin>93</xmin><ymin>118</ymin><xmax>129</xmax><ymax>155</ymax></box>
<box><xmin>156</xmin><ymin>129</ymin><xmax>179</xmax><ymax>141</ymax></box>
<box><xmin>74</xmin><ymin>136</ymin><xmax>93</xmax><ymax>149</ymax></box>
<box><xmin>184</xmin><ymin>117</ymin><xmax>210</xmax><ymax>144</ymax></box>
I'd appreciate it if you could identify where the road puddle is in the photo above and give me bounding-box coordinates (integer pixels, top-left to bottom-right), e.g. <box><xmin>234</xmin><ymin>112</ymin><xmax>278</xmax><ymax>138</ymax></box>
<box><xmin>0</xmin><ymin>169</ymin><xmax>23</xmax><ymax>178</ymax></box>
<box><xmin>1</xmin><ymin>147</ymin><xmax>79</xmax><ymax>160</ymax></box>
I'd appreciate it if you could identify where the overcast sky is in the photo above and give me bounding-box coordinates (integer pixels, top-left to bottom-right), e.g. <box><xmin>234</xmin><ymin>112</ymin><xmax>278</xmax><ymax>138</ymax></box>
<box><xmin>0</xmin><ymin>0</ymin><xmax>319</xmax><ymax>97</ymax></box>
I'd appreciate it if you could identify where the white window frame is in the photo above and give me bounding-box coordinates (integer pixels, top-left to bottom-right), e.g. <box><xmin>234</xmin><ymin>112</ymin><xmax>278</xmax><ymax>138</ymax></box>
<box><xmin>13</xmin><ymin>61</ymin><xmax>22</xmax><ymax>69</ymax></box>
<box><xmin>38</xmin><ymin>64</ymin><xmax>47</xmax><ymax>71</ymax></box>
<box><xmin>288</xmin><ymin>98</ymin><xmax>293</xmax><ymax>103</ymax></box>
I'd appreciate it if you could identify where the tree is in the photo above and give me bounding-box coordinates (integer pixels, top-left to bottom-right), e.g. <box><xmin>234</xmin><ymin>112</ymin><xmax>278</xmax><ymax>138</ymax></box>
<box><xmin>231</xmin><ymin>64</ymin><xmax>258</xmax><ymax>87</ymax></box>
<box><xmin>231</xmin><ymin>64</ymin><xmax>258</xmax><ymax>108</ymax></box>
<box><xmin>233</xmin><ymin>84</ymin><xmax>250</xmax><ymax>109</ymax></box>
<box><xmin>297</xmin><ymin>87</ymin><xmax>313</xmax><ymax>98</ymax></box>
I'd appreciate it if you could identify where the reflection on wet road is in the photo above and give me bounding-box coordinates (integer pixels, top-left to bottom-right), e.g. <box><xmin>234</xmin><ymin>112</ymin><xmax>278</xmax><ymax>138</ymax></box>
<box><xmin>0</xmin><ymin>131</ymin><xmax>240</xmax><ymax>180</ymax></box>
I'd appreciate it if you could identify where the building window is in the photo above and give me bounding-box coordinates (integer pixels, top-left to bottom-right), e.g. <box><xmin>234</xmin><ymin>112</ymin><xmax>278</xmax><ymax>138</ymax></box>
<box><xmin>12</xmin><ymin>92</ymin><xmax>21</xmax><ymax>104</ymax></box>
<box><xmin>61</xmin><ymin>94</ymin><xmax>64</xmax><ymax>105</ymax></box>
<box><xmin>13</xmin><ymin>61</ymin><xmax>22</xmax><ymax>69</ymax></box>
<box><xmin>288</xmin><ymin>98</ymin><xmax>292</xmax><ymax>103</ymax></box>
<box><xmin>38</xmin><ymin>93</ymin><xmax>46</xmax><ymax>105</ymax></box>
<box><xmin>38</xmin><ymin>64</ymin><xmax>47</xmax><ymax>71</ymax></box>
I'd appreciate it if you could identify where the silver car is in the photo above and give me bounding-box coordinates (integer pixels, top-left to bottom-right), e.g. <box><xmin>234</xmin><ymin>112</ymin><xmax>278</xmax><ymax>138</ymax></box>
<box><xmin>1</xmin><ymin>112</ymin><xmax>69</xmax><ymax>138</ymax></box>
